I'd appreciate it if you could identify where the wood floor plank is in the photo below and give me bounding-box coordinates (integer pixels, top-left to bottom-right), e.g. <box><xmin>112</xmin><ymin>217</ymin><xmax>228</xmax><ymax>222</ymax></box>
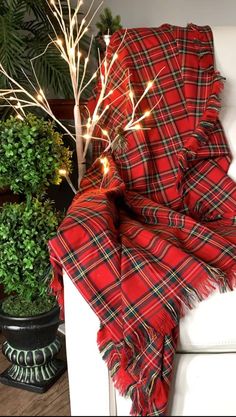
<box><xmin>0</xmin><ymin>333</ymin><xmax>70</xmax><ymax>416</ymax></box>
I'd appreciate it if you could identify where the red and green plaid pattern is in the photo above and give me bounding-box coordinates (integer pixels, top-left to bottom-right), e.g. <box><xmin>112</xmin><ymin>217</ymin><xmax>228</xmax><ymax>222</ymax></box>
<box><xmin>49</xmin><ymin>24</ymin><xmax>236</xmax><ymax>416</ymax></box>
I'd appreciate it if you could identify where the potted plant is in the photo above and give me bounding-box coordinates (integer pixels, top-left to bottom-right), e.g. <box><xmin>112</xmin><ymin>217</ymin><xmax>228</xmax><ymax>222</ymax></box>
<box><xmin>0</xmin><ymin>113</ymin><xmax>71</xmax><ymax>393</ymax></box>
<box><xmin>95</xmin><ymin>7</ymin><xmax>123</xmax><ymax>55</ymax></box>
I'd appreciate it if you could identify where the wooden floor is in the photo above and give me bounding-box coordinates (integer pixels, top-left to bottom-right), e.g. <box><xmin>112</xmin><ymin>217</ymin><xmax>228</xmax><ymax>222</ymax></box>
<box><xmin>0</xmin><ymin>333</ymin><xmax>71</xmax><ymax>416</ymax></box>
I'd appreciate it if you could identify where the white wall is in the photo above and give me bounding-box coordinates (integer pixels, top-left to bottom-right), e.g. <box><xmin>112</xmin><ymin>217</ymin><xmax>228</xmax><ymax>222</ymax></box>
<box><xmin>97</xmin><ymin>0</ymin><xmax>236</xmax><ymax>28</ymax></box>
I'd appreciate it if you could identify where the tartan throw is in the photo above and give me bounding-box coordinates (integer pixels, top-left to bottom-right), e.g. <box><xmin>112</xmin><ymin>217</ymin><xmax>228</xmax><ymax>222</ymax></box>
<box><xmin>49</xmin><ymin>24</ymin><xmax>236</xmax><ymax>416</ymax></box>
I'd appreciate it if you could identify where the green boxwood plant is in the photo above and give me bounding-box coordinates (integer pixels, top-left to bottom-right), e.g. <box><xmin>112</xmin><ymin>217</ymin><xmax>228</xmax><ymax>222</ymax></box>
<box><xmin>0</xmin><ymin>199</ymin><xmax>61</xmax><ymax>316</ymax></box>
<box><xmin>0</xmin><ymin>113</ymin><xmax>71</xmax><ymax>317</ymax></box>
<box><xmin>0</xmin><ymin>113</ymin><xmax>71</xmax><ymax>195</ymax></box>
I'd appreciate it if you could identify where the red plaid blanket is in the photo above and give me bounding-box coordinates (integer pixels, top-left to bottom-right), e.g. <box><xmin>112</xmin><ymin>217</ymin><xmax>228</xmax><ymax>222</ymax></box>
<box><xmin>49</xmin><ymin>24</ymin><xmax>236</xmax><ymax>416</ymax></box>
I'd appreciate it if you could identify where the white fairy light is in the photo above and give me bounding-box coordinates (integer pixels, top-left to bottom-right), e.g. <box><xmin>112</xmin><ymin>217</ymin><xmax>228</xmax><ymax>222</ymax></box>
<box><xmin>37</xmin><ymin>94</ymin><xmax>43</xmax><ymax>102</ymax></box>
<box><xmin>129</xmin><ymin>90</ymin><xmax>134</xmax><ymax>99</ymax></box>
<box><xmin>104</xmin><ymin>34</ymin><xmax>111</xmax><ymax>47</ymax></box>
<box><xmin>83</xmin><ymin>133</ymin><xmax>92</xmax><ymax>140</ymax></box>
<box><xmin>56</xmin><ymin>38</ymin><xmax>63</xmax><ymax>47</ymax></box>
<box><xmin>92</xmin><ymin>114</ymin><xmax>99</xmax><ymax>122</ymax></box>
<box><xmin>69</xmin><ymin>47</ymin><xmax>75</xmax><ymax>57</ymax></box>
<box><xmin>132</xmin><ymin>124</ymin><xmax>142</xmax><ymax>130</ymax></box>
<box><xmin>59</xmin><ymin>168</ymin><xmax>67</xmax><ymax>176</ymax></box>
<box><xmin>147</xmin><ymin>81</ymin><xmax>154</xmax><ymax>89</ymax></box>
<box><xmin>100</xmin><ymin>157</ymin><xmax>109</xmax><ymax>175</ymax></box>
<box><xmin>58</xmin><ymin>168</ymin><xmax>77</xmax><ymax>194</ymax></box>
<box><xmin>102</xmin><ymin>129</ymin><xmax>109</xmax><ymax>136</ymax></box>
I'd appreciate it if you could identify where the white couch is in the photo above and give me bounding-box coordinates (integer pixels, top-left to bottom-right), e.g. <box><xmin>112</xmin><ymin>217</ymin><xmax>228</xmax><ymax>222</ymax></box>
<box><xmin>62</xmin><ymin>26</ymin><xmax>236</xmax><ymax>416</ymax></box>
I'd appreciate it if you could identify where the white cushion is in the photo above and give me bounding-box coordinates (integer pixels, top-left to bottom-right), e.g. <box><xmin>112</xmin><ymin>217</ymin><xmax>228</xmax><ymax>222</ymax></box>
<box><xmin>213</xmin><ymin>27</ymin><xmax>236</xmax><ymax>108</ymax></box>
<box><xmin>220</xmin><ymin>106</ymin><xmax>236</xmax><ymax>180</ymax></box>
<box><xmin>178</xmin><ymin>290</ymin><xmax>236</xmax><ymax>352</ymax></box>
<box><xmin>168</xmin><ymin>353</ymin><xmax>236</xmax><ymax>416</ymax></box>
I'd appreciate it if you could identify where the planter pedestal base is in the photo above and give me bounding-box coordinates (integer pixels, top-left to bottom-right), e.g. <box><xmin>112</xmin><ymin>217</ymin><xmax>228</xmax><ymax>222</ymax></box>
<box><xmin>0</xmin><ymin>335</ymin><xmax>67</xmax><ymax>393</ymax></box>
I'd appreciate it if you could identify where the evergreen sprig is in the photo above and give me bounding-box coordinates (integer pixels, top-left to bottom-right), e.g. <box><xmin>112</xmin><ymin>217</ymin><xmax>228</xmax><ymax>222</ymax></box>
<box><xmin>96</xmin><ymin>7</ymin><xmax>122</xmax><ymax>36</ymax></box>
<box><xmin>0</xmin><ymin>0</ymin><xmax>92</xmax><ymax>98</ymax></box>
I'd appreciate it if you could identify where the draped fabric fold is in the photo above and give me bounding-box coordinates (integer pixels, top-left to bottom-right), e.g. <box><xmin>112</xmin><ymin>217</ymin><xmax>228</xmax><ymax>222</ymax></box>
<box><xmin>49</xmin><ymin>24</ymin><xmax>236</xmax><ymax>416</ymax></box>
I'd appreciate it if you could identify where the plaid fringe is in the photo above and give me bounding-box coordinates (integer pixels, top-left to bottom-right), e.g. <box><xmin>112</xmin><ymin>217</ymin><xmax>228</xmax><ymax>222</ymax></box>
<box><xmin>96</xmin><ymin>264</ymin><xmax>236</xmax><ymax>416</ymax></box>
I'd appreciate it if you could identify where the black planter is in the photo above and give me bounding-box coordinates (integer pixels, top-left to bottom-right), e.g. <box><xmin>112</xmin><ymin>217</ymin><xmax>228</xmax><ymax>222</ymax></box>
<box><xmin>0</xmin><ymin>303</ymin><xmax>66</xmax><ymax>393</ymax></box>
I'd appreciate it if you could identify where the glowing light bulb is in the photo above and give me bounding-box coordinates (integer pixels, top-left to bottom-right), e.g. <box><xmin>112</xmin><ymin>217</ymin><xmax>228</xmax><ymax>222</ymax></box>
<box><xmin>144</xmin><ymin>111</ymin><xmax>150</xmax><ymax>117</ymax></box>
<box><xmin>92</xmin><ymin>114</ymin><xmax>99</xmax><ymax>122</ymax></box>
<box><xmin>56</xmin><ymin>38</ymin><xmax>63</xmax><ymax>47</ymax></box>
<box><xmin>37</xmin><ymin>94</ymin><xmax>43</xmax><ymax>102</ymax></box>
<box><xmin>104</xmin><ymin>34</ymin><xmax>110</xmax><ymax>47</ymax></box>
<box><xmin>83</xmin><ymin>134</ymin><xmax>91</xmax><ymax>140</ymax></box>
<box><xmin>129</xmin><ymin>90</ymin><xmax>134</xmax><ymax>100</ymax></box>
<box><xmin>108</xmin><ymin>89</ymin><xmax>113</xmax><ymax>96</ymax></box>
<box><xmin>102</xmin><ymin>129</ymin><xmax>108</xmax><ymax>136</ymax></box>
<box><xmin>59</xmin><ymin>169</ymin><xmax>67</xmax><ymax>176</ymax></box>
<box><xmin>100</xmin><ymin>157</ymin><xmax>109</xmax><ymax>175</ymax></box>
<box><xmin>16</xmin><ymin>114</ymin><xmax>23</xmax><ymax>121</ymax></box>
<box><xmin>113</xmin><ymin>53</ymin><xmax>118</xmax><ymax>60</ymax></box>
<box><xmin>69</xmin><ymin>47</ymin><xmax>75</xmax><ymax>56</ymax></box>
<box><xmin>147</xmin><ymin>81</ymin><xmax>153</xmax><ymax>89</ymax></box>
<box><xmin>133</xmin><ymin>123</ymin><xmax>142</xmax><ymax>130</ymax></box>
